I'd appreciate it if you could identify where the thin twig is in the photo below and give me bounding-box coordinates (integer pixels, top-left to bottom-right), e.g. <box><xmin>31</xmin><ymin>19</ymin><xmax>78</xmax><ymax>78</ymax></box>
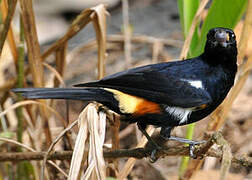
<box><xmin>41</xmin><ymin>119</ymin><xmax>78</xmax><ymax>180</ymax></box>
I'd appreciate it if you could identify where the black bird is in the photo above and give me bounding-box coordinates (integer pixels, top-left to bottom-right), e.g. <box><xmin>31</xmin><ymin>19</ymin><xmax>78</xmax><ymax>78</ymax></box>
<box><xmin>13</xmin><ymin>27</ymin><xmax>237</xmax><ymax>161</ymax></box>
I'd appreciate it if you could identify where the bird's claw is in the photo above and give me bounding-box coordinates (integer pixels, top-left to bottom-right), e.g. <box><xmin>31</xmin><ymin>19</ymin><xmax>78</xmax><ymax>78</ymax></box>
<box><xmin>149</xmin><ymin>145</ymin><xmax>163</xmax><ymax>163</ymax></box>
<box><xmin>189</xmin><ymin>144</ymin><xmax>196</xmax><ymax>159</ymax></box>
<box><xmin>188</xmin><ymin>140</ymin><xmax>206</xmax><ymax>159</ymax></box>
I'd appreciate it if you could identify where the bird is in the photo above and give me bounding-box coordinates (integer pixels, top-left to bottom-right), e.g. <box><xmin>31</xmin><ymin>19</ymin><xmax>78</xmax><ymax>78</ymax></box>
<box><xmin>12</xmin><ymin>27</ymin><xmax>237</xmax><ymax>161</ymax></box>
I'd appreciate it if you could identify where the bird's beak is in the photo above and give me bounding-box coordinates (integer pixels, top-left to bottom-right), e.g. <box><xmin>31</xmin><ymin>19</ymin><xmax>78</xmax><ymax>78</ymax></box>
<box><xmin>215</xmin><ymin>31</ymin><xmax>229</xmax><ymax>47</ymax></box>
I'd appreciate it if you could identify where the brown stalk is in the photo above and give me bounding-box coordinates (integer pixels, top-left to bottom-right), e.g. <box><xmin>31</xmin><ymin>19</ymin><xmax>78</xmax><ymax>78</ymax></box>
<box><xmin>0</xmin><ymin>0</ymin><xmax>18</xmax><ymax>66</ymax></box>
<box><xmin>109</xmin><ymin>114</ymin><xmax>120</xmax><ymax>176</ymax></box>
<box><xmin>41</xmin><ymin>9</ymin><xmax>93</xmax><ymax>60</ymax></box>
<box><xmin>43</xmin><ymin>62</ymin><xmax>65</xmax><ymax>88</ymax></box>
<box><xmin>0</xmin><ymin>0</ymin><xmax>17</xmax><ymax>57</ymax></box>
<box><xmin>183</xmin><ymin>0</ymin><xmax>252</xmax><ymax>178</ymax></box>
<box><xmin>91</xmin><ymin>4</ymin><xmax>107</xmax><ymax>79</ymax></box>
<box><xmin>19</xmin><ymin>0</ymin><xmax>52</xmax><ymax>146</ymax></box>
<box><xmin>152</xmin><ymin>40</ymin><xmax>163</xmax><ymax>63</ymax></box>
<box><xmin>54</xmin><ymin>42</ymin><xmax>67</xmax><ymax>87</ymax></box>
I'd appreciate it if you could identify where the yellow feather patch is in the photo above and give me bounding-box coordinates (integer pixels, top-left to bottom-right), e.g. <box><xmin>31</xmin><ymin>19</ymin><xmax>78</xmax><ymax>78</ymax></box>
<box><xmin>105</xmin><ymin>88</ymin><xmax>144</xmax><ymax>114</ymax></box>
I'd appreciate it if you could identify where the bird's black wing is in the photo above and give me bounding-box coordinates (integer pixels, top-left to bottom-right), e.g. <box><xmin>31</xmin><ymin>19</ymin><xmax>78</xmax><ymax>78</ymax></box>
<box><xmin>75</xmin><ymin>61</ymin><xmax>212</xmax><ymax>108</ymax></box>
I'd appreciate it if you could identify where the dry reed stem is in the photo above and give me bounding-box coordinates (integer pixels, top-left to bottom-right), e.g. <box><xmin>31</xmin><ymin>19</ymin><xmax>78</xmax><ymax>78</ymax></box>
<box><xmin>19</xmin><ymin>0</ymin><xmax>53</xmax><ymax>146</ymax></box>
<box><xmin>19</xmin><ymin>0</ymin><xmax>44</xmax><ymax>87</ymax></box>
<box><xmin>0</xmin><ymin>0</ymin><xmax>18</xmax><ymax>65</ymax></box>
<box><xmin>110</xmin><ymin>114</ymin><xmax>120</xmax><ymax>175</ymax></box>
<box><xmin>82</xmin><ymin>105</ymin><xmax>106</xmax><ymax>180</ymax></box>
<box><xmin>152</xmin><ymin>40</ymin><xmax>163</xmax><ymax>63</ymax></box>
<box><xmin>237</xmin><ymin>4</ymin><xmax>252</xmax><ymax>65</ymax></box>
<box><xmin>41</xmin><ymin>9</ymin><xmax>93</xmax><ymax>60</ymax></box>
<box><xmin>54</xmin><ymin>42</ymin><xmax>67</xmax><ymax>87</ymax></box>
<box><xmin>68</xmin><ymin>104</ymin><xmax>106</xmax><ymax>180</ymax></box>
<box><xmin>117</xmin><ymin>126</ymin><xmax>155</xmax><ymax>180</ymax></box>
<box><xmin>91</xmin><ymin>4</ymin><xmax>107</xmax><ymax>79</ymax></box>
<box><xmin>40</xmin><ymin>119</ymin><xmax>78</xmax><ymax>180</ymax></box>
<box><xmin>7</xmin><ymin>25</ymin><xmax>18</xmax><ymax>65</ymax></box>
<box><xmin>122</xmin><ymin>0</ymin><xmax>132</xmax><ymax>68</ymax></box>
<box><xmin>68</xmin><ymin>107</ymin><xmax>89</xmax><ymax>179</ymax></box>
<box><xmin>0</xmin><ymin>0</ymin><xmax>17</xmax><ymax>57</ymax></box>
<box><xmin>220</xmin><ymin>141</ymin><xmax>232</xmax><ymax>180</ymax></box>
<box><xmin>180</xmin><ymin>0</ymin><xmax>209</xmax><ymax>59</ymax></box>
<box><xmin>183</xmin><ymin>1</ymin><xmax>252</xmax><ymax>178</ymax></box>
<box><xmin>43</xmin><ymin>62</ymin><xmax>66</xmax><ymax>87</ymax></box>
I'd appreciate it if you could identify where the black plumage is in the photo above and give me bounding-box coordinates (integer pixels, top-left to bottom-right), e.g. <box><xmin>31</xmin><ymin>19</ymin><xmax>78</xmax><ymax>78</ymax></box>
<box><xmin>12</xmin><ymin>27</ymin><xmax>237</xmax><ymax>160</ymax></box>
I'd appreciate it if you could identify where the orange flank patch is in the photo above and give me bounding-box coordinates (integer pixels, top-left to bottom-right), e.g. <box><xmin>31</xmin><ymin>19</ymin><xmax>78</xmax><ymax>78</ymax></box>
<box><xmin>134</xmin><ymin>100</ymin><xmax>161</xmax><ymax>116</ymax></box>
<box><xmin>104</xmin><ymin>88</ymin><xmax>161</xmax><ymax>115</ymax></box>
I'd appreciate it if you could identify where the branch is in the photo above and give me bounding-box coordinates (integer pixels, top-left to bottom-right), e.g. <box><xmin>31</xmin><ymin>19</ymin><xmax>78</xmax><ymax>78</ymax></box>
<box><xmin>0</xmin><ymin>133</ymin><xmax>251</xmax><ymax>169</ymax></box>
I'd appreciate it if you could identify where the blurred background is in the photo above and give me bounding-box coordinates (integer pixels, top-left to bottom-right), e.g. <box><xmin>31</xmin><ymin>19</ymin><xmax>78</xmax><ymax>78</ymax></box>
<box><xmin>0</xmin><ymin>0</ymin><xmax>251</xmax><ymax>179</ymax></box>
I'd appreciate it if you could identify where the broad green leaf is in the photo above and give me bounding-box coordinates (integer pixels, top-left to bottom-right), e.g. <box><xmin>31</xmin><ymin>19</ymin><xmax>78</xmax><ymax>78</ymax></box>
<box><xmin>192</xmin><ymin>0</ymin><xmax>247</xmax><ymax>56</ymax></box>
<box><xmin>178</xmin><ymin>0</ymin><xmax>200</xmax><ymax>38</ymax></box>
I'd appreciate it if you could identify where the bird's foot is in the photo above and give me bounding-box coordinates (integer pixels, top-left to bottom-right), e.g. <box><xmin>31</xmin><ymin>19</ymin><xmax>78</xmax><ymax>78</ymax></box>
<box><xmin>149</xmin><ymin>145</ymin><xmax>162</xmax><ymax>163</ymax></box>
<box><xmin>168</xmin><ymin>136</ymin><xmax>206</xmax><ymax>158</ymax></box>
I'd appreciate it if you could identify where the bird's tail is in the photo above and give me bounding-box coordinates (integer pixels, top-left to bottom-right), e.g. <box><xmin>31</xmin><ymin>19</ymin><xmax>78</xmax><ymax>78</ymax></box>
<box><xmin>12</xmin><ymin>87</ymin><xmax>117</xmax><ymax>106</ymax></box>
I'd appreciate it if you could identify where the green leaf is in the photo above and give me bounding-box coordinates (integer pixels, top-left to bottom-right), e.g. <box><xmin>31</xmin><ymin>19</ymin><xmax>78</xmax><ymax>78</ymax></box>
<box><xmin>178</xmin><ymin>0</ymin><xmax>200</xmax><ymax>38</ymax></box>
<box><xmin>192</xmin><ymin>0</ymin><xmax>247</xmax><ymax>56</ymax></box>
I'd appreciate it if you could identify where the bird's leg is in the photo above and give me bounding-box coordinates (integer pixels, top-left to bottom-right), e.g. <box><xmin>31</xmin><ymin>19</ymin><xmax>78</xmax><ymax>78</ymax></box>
<box><xmin>137</xmin><ymin>122</ymin><xmax>161</xmax><ymax>162</ymax></box>
<box><xmin>160</xmin><ymin>126</ymin><xmax>206</xmax><ymax>158</ymax></box>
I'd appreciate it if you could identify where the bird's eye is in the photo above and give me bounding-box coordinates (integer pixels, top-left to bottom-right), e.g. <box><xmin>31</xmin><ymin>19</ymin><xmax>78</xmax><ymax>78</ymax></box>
<box><xmin>228</xmin><ymin>33</ymin><xmax>235</xmax><ymax>42</ymax></box>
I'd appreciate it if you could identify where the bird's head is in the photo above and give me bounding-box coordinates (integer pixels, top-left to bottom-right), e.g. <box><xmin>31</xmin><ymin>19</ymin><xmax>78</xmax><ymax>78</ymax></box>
<box><xmin>204</xmin><ymin>27</ymin><xmax>237</xmax><ymax>66</ymax></box>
